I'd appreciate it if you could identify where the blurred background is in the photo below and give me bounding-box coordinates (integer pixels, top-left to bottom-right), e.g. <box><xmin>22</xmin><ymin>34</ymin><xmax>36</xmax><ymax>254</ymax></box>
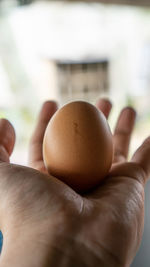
<box><xmin>0</xmin><ymin>0</ymin><xmax>150</xmax><ymax>265</ymax></box>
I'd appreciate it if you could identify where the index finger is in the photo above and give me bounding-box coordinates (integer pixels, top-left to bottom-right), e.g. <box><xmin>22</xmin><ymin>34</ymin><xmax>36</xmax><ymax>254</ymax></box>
<box><xmin>28</xmin><ymin>101</ymin><xmax>58</xmax><ymax>167</ymax></box>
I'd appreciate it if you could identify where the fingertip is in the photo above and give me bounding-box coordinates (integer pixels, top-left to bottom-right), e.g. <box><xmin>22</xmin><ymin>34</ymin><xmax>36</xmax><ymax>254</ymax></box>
<box><xmin>96</xmin><ymin>98</ymin><xmax>112</xmax><ymax>118</ymax></box>
<box><xmin>121</xmin><ymin>107</ymin><xmax>136</xmax><ymax>117</ymax></box>
<box><xmin>43</xmin><ymin>100</ymin><xmax>58</xmax><ymax>110</ymax></box>
<box><xmin>96</xmin><ymin>98</ymin><xmax>112</xmax><ymax>109</ymax></box>
<box><xmin>117</xmin><ymin>107</ymin><xmax>136</xmax><ymax>128</ymax></box>
<box><xmin>0</xmin><ymin>118</ymin><xmax>16</xmax><ymax>138</ymax></box>
<box><xmin>40</xmin><ymin>100</ymin><xmax>58</xmax><ymax>122</ymax></box>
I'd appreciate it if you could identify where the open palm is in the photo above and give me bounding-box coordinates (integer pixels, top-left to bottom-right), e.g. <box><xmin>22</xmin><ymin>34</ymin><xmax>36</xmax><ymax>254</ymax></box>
<box><xmin>0</xmin><ymin>100</ymin><xmax>149</xmax><ymax>267</ymax></box>
<box><xmin>27</xmin><ymin>100</ymin><xmax>149</xmax><ymax>266</ymax></box>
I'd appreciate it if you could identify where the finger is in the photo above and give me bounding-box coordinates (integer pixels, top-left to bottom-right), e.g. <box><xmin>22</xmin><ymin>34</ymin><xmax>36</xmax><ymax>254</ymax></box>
<box><xmin>0</xmin><ymin>119</ymin><xmax>16</xmax><ymax>163</ymax></box>
<box><xmin>96</xmin><ymin>99</ymin><xmax>112</xmax><ymax>119</ymax></box>
<box><xmin>131</xmin><ymin>136</ymin><xmax>150</xmax><ymax>183</ymax></box>
<box><xmin>113</xmin><ymin>107</ymin><xmax>136</xmax><ymax>164</ymax></box>
<box><xmin>28</xmin><ymin>101</ymin><xmax>58</xmax><ymax>166</ymax></box>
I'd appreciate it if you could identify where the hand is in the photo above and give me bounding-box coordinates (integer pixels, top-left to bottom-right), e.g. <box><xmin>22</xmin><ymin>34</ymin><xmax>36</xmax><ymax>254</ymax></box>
<box><xmin>0</xmin><ymin>100</ymin><xmax>149</xmax><ymax>267</ymax></box>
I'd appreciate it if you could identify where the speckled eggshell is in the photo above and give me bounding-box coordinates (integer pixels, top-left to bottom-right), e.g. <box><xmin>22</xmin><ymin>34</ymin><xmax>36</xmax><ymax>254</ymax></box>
<box><xmin>43</xmin><ymin>101</ymin><xmax>113</xmax><ymax>192</ymax></box>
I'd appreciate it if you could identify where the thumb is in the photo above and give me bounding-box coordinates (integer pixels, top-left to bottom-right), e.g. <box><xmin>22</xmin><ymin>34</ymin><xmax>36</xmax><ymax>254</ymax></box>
<box><xmin>0</xmin><ymin>119</ymin><xmax>16</xmax><ymax>163</ymax></box>
<box><xmin>131</xmin><ymin>136</ymin><xmax>150</xmax><ymax>184</ymax></box>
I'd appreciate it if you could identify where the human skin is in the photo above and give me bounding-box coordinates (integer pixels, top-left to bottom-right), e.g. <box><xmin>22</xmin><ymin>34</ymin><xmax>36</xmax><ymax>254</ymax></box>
<box><xmin>0</xmin><ymin>99</ymin><xmax>149</xmax><ymax>267</ymax></box>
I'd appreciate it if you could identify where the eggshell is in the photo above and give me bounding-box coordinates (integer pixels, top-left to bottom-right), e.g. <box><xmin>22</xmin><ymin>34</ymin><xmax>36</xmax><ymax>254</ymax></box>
<box><xmin>43</xmin><ymin>101</ymin><xmax>113</xmax><ymax>192</ymax></box>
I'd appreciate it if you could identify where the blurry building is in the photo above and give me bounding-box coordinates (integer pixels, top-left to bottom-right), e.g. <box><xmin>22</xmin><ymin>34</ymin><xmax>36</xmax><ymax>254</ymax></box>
<box><xmin>54</xmin><ymin>59</ymin><xmax>109</xmax><ymax>104</ymax></box>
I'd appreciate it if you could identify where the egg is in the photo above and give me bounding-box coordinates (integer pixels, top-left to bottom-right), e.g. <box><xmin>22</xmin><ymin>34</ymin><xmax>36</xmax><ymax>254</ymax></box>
<box><xmin>43</xmin><ymin>101</ymin><xmax>113</xmax><ymax>192</ymax></box>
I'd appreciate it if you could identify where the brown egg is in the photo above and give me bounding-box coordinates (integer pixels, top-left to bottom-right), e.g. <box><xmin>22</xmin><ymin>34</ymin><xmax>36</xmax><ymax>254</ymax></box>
<box><xmin>43</xmin><ymin>101</ymin><xmax>113</xmax><ymax>192</ymax></box>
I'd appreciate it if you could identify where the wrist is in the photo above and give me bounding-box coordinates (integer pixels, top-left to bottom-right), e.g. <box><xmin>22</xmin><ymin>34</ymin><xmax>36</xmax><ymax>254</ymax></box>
<box><xmin>48</xmin><ymin>242</ymin><xmax>121</xmax><ymax>267</ymax></box>
<box><xmin>0</xmin><ymin>236</ymin><xmax>124</xmax><ymax>267</ymax></box>
<box><xmin>0</xmin><ymin>217</ymin><xmax>126</xmax><ymax>267</ymax></box>
<box><xmin>43</xmin><ymin>227</ymin><xmax>125</xmax><ymax>267</ymax></box>
<box><xmin>0</xmin><ymin>229</ymin><xmax>123</xmax><ymax>267</ymax></box>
